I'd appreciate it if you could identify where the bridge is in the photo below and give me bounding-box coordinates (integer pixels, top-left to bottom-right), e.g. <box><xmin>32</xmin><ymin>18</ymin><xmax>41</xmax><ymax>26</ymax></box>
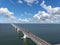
<box><xmin>11</xmin><ymin>24</ymin><xmax>60</xmax><ymax>45</ymax></box>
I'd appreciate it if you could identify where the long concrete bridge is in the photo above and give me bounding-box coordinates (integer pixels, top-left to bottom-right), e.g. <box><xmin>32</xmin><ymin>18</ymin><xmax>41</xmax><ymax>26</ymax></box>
<box><xmin>11</xmin><ymin>24</ymin><xmax>60</xmax><ymax>45</ymax></box>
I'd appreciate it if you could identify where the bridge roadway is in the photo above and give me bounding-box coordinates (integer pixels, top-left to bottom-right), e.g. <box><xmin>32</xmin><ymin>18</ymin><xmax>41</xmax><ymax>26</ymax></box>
<box><xmin>11</xmin><ymin>24</ymin><xmax>52</xmax><ymax>45</ymax></box>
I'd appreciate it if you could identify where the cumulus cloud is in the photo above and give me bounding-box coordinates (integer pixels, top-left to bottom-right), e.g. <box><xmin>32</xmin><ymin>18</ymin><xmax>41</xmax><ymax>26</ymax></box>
<box><xmin>33</xmin><ymin>1</ymin><xmax>60</xmax><ymax>23</ymax></box>
<box><xmin>33</xmin><ymin>11</ymin><xmax>50</xmax><ymax>20</ymax></box>
<box><xmin>24</xmin><ymin>0</ymin><xmax>38</xmax><ymax>4</ymax></box>
<box><xmin>18</xmin><ymin>0</ymin><xmax>23</xmax><ymax>4</ymax></box>
<box><xmin>0</xmin><ymin>8</ymin><xmax>31</xmax><ymax>23</ymax></box>
<box><xmin>18</xmin><ymin>18</ymin><xmax>30</xmax><ymax>23</ymax></box>
<box><xmin>40</xmin><ymin>1</ymin><xmax>60</xmax><ymax>15</ymax></box>
<box><xmin>0</xmin><ymin>8</ymin><xmax>16</xmax><ymax>20</ymax></box>
<box><xmin>18</xmin><ymin>0</ymin><xmax>38</xmax><ymax>6</ymax></box>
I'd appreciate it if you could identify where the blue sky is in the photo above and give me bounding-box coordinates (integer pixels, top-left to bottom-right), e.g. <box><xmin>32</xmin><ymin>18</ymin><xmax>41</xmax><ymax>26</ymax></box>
<box><xmin>0</xmin><ymin>0</ymin><xmax>60</xmax><ymax>23</ymax></box>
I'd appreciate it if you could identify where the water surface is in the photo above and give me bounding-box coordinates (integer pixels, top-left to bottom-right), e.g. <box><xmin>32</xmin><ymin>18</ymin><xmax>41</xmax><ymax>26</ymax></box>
<box><xmin>0</xmin><ymin>24</ymin><xmax>60</xmax><ymax>45</ymax></box>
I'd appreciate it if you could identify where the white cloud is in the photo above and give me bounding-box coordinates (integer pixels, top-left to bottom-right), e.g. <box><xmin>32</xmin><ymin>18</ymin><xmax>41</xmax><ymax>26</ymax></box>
<box><xmin>0</xmin><ymin>8</ymin><xmax>32</xmax><ymax>23</ymax></box>
<box><xmin>18</xmin><ymin>0</ymin><xmax>23</xmax><ymax>4</ymax></box>
<box><xmin>33</xmin><ymin>11</ymin><xmax>50</xmax><ymax>21</ymax></box>
<box><xmin>40</xmin><ymin>1</ymin><xmax>60</xmax><ymax>15</ymax></box>
<box><xmin>24</xmin><ymin>0</ymin><xmax>38</xmax><ymax>4</ymax></box>
<box><xmin>18</xmin><ymin>0</ymin><xmax>38</xmax><ymax>6</ymax></box>
<box><xmin>33</xmin><ymin>1</ymin><xmax>60</xmax><ymax>23</ymax></box>
<box><xmin>18</xmin><ymin>18</ymin><xmax>30</xmax><ymax>23</ymax></box>
<box><xmin>0</xmin><ymin>8</ymin><xmax>16</xmax><ymax>20</ymax></box>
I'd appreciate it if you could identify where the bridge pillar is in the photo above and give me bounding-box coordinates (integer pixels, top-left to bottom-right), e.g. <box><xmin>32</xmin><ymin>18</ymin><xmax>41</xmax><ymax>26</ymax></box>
<box><xmin>23</xmin><ymin>34</ymin><xmax>27</xmax><ymax>38</ymax></box>
<box><xmin>15</xmin><ymin>28</ymin><xmax>28</xmax><ymax>39</ymax></box>
<box><xmin>22</xmin><ymin>32</ymin><xmax>28</xmax><ymax>39</ymax></box>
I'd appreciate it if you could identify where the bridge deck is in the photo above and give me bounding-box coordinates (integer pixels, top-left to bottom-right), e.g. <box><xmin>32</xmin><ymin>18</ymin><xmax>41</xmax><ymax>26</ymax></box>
<box><xmin>12</xmin><ymin>24</ymin><xmax>51</xmax><ymax>45</ymax></box>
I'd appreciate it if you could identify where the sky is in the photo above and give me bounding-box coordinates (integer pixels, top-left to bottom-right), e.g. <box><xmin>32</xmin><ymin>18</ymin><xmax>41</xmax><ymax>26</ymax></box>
<box><xmin>0</xmin><ymin>0</ymin><xmax>60</xmax><ymax>23</ymax></box>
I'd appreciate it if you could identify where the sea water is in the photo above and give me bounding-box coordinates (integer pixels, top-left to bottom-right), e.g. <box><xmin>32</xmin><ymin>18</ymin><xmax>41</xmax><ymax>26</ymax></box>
<box><xmin>0</xmin><ymin>24</ymin><xmax>60</xmax><ymax>45</ymax></box>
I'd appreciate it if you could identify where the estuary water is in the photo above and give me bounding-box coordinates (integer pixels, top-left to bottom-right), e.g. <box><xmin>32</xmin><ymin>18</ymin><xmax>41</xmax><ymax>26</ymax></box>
<box><xmin>0</xmin><ymin>24</ymin><xmax>60</xmax><ymax>45</ymax></box>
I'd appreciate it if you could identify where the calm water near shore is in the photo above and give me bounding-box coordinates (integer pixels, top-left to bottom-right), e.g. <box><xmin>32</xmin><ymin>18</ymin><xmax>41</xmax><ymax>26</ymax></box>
<box><xmin>0</xmin><ymin>24</ymin><xmax>60</xmax><ymax>45</ymax></box>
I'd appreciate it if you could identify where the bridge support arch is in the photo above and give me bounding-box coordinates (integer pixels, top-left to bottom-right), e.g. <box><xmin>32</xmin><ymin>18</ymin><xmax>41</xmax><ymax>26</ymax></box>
<box><xmin>22</xmin><ymin>32</ymin><xmax>28</xmax><ymax>39</ymax></box>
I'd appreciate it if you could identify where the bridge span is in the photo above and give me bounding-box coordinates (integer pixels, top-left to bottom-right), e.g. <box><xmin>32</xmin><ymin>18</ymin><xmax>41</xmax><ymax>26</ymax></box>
<box><xmin>11</xmin><ymin>24</ymin><xmax>59</xmax><ymax>45</ymax></box>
